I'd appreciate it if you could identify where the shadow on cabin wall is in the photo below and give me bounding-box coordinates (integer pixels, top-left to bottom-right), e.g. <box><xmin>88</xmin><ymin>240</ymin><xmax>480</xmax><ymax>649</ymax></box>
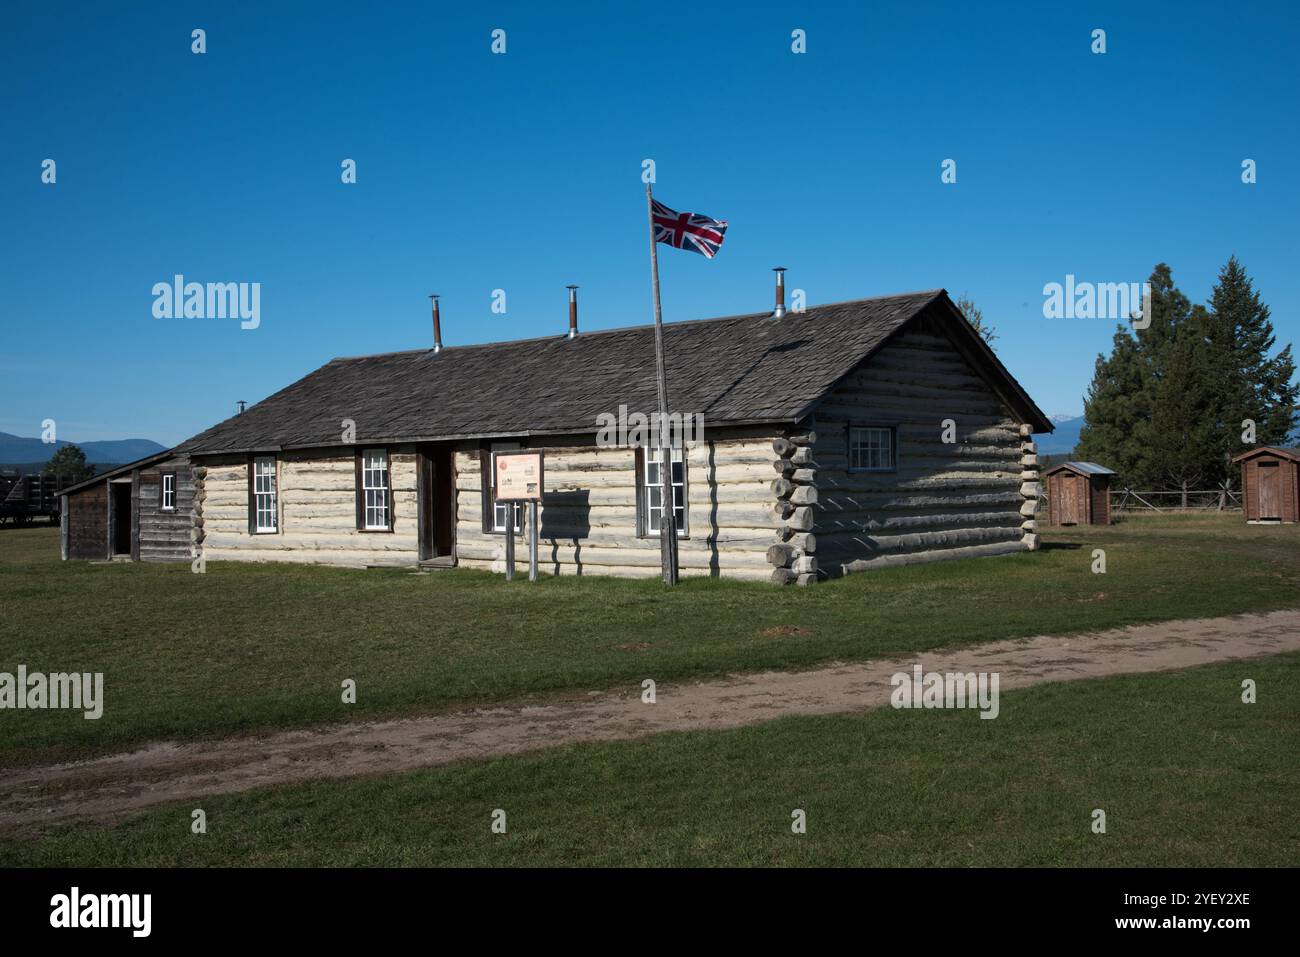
<box><xmin>541</xmin><ymin>489</ymin><xmax>590</xmax><ymax>575</ymax></box>
<box><xmin>705</xmin><ymin>442</ymin><xmax>721</xmax><ymax>577</ymax></box>
<box><xmin>535</xmin><ymin>445</ymin><xmax>728</xmax><ymax>579</ymax></box>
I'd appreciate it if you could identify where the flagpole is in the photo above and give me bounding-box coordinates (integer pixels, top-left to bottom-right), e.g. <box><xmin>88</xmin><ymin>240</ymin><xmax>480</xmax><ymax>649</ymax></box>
<box><xmin>645</xmin><ymin>182</ymin><xmax>679</xmax><ymax>585</ymax></box>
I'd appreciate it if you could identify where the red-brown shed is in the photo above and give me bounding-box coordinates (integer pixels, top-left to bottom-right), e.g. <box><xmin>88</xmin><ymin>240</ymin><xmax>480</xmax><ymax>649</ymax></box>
<box><xmin>1044</xmin><ymin>461</ymin><xmax>1116</xmax><ymax>526</ymax></box>
<box><xmin>1232</xmin><ymin>446</ymin><xmax>1300</xmax><ymax>523</ymax></box>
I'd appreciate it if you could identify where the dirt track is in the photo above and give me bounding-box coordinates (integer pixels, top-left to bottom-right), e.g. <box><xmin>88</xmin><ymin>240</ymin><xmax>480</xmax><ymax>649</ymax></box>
<box><xmin>4</xmin><ymin>609</ymin><xmax>1298</xmax><ymax>829</ymax></box>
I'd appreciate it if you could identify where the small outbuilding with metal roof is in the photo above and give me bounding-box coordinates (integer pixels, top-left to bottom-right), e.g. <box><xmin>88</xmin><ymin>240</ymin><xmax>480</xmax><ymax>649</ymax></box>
<box><xmin>1232</xmin><ymin>446</ymin><xmax>1300</xmax><ymax>524</ymax></box>
<box><xmin>1043</xmin><ymin>461</ymin><xmax>1116</xmax><ymax>526</ymax></box>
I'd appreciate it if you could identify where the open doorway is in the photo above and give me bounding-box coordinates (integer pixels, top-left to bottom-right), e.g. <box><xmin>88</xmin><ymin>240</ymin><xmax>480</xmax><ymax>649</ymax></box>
<box><xmin>418</xmin><ymin>445</ymin><xmax>456</xmax><ymax>562</ymax></box>
<box><xmin>110</xmin><ymin>482</ymin><xmax>132</xmax><ymax>557</ymax></box>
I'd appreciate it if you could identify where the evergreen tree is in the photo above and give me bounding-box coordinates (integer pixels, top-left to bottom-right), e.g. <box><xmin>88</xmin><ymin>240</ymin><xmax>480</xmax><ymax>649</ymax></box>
<box><xmin>1204</xmin><ymin>256</ymin><xmax>1298</xmax><ymax>470</ymax></box>
<box><xmin>1076</xmin><ymin>259</ymin><xmax>1297</xmax><ymax>493</ymax></box>
<box><xmin>1075</xmin><ymin>326</ymin><xmax>1151</xmax><ymax>483</ymax></box>
<box><xmin>954</xmin><ymin>294</ymin><xmax>997</xmax><ymax>344</ymax></box>
<box><xmin>44</xmin><ymin>444</ymin><xmax>92</xmax><ymax>481</ymax></box>
<box><xmin>1075</xmin><ymin>264</ymin><xmax>1191</xmax><ymax>487</ymax></box>
<box><xmin>1146</xmin><ymin>307</ymin><xmax>1220</xmax><ymax>502</ymax></box>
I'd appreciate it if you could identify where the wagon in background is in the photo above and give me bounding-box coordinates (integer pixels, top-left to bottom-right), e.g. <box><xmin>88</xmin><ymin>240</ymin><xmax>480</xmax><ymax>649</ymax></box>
<box><xmin>0</xmin><ymin>473</ymin><xmax>75</xmax><ymax>526</ymax></box>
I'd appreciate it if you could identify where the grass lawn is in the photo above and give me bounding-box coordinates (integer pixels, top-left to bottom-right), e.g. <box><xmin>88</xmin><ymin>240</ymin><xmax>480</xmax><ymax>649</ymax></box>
<box><xmin>2</xmin><ymin>514</ymin><xmax>1298</xmax><ymax>765</ymax></box>
<box><xmin>4</xmin><ymin>653</ymin><xmax>1295</xmax><ymax>867</ymax></box>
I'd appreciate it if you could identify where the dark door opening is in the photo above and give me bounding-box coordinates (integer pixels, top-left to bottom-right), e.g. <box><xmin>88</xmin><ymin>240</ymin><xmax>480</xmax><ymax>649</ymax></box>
<box><xmin>110</xmin><ymin>482</ymin><xmax>132</xmax><ymax>556</ymax></box>
<box><xmin>418</xmin><ymin>445</ymin><xmax>456</xmax><ymax>561</ymax></box>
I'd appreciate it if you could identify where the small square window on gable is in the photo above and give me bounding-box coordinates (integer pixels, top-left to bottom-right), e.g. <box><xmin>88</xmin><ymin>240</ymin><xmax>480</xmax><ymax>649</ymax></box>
<box><xmin>848</xmin><ymin>426</ymin><xmax>896</xmax><ymax>472</ymax></box>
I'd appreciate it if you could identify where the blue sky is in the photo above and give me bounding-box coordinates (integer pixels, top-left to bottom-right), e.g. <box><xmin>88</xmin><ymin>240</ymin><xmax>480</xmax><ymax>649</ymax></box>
<box><xmin>3</xmin><ymin>1</ymin><xmax>1297</xmax><ymax>445</ymax></box>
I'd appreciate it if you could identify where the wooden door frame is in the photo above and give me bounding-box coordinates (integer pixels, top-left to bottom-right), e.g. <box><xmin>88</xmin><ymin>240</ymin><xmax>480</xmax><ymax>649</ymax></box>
<box><xmin>1257</xmin><ymin>461</ymin><xmax>1282</xmax><ymax>520</ymax></box>
<box><xmin>416</xmin><ymin>444</ymin><xmax>456</xmax><ymax>561</ymax></box>
<box><xmin>130</xmin><ymin>468</ymin><xmax>141</xmax><ymax>561</ymax></box>
<box><xmin>417</xmin><ymin>450</ymin><xmax>434</xmax><ymax>561</ymax></box>
<box><xmin>107</xmin><ymin>478</ymin><xmax>134</xmax><ymax>558</ymax></box>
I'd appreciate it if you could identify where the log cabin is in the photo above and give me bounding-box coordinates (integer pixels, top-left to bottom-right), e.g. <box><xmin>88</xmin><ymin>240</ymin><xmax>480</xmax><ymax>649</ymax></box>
<box><xmin>62</xmin><ymin>285</ymin><xmax>1053</xmax><ymax>583</ymax></box>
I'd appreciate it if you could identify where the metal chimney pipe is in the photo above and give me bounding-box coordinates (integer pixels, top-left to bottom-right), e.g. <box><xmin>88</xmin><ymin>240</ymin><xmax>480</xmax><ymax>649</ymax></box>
<box><xmin>566</xmin><ymin>285</ymin><xmax>579</xmax><ymax>338</ymax></box>
<box><xmin>430</xmin><ymin>294</ymin><xmax>443</xmax><ymax>353</ymax></box>
<box><xmin>236</xmin><ymin>400</ymin><xmax>247</xmax><ymax>414</ymax></box>
<box><xmin>772</xmin><ymin>267</ymin><xmax>787</xmax><ymax>318</ymax></box>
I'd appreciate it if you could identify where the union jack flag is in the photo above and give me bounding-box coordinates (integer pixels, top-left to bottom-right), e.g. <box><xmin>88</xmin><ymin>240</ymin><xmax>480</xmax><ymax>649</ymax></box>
<box><xmin>652</xmin><ymin>199</ymin><xmax>728</xmax><ymax>259</ymax></box>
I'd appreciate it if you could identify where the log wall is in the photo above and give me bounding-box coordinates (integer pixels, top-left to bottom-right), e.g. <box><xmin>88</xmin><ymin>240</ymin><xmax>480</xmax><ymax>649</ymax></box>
<box><xmin>65</xmin><ymin>483</ymin><xmax>107</xmax><ymax>560</ymax></box>
<box><xmin>135</xmin><ymin>458</ymin><xmax>195</xmax><ymax>562</ymax></box>
<box><xmin>182</xmin><ymin>320</ymin><xmax>1048</xmax><ymax>582</ymax></box>
<box><xmin>453</xmin><ymin>431</ymin><xmax>782</xmax><ymax>580</ymax></box>
<box><xmin>767</xmin><ymin>429</ymin><xmax>819</xmax><ymax>585</ymax></box>
<box><xmin>807</xmin><ymin>324</ymin><xmax>1039</xmax><ymax>576</ymax></box>
<box><xmin>197</xmin><ymin>447</ymin><xmax>420</xmax><ymax>566</ymax></box>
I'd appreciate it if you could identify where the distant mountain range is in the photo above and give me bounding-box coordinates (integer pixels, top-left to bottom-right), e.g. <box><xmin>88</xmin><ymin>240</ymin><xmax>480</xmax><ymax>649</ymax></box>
<box><xmin>0</xmin><ymin>432</ymin><xmax>167</xmax><ymax>471</ymax></box>
<box><xmin>1037</xmin><ymin>415</ymin><xmax>1084</xmax><ymax>455</ymax></box>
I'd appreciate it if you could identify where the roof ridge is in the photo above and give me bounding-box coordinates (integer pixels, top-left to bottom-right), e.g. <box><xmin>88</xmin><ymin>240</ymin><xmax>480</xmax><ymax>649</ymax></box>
<box><xmin>172</xmin><ymin>285</ymin><xmax>1059</xmax><ymax>456</ymax></box>
<box><xmin>328</xmin><ymin>289</ymin><xmax>948</xmax><ymax>363</ymax></box>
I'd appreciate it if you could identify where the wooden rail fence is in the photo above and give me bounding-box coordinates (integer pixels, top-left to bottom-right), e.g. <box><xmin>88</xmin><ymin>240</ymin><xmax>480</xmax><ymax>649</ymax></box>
<box><xmin>1040</xmin><ymin>488</ymin><xmax>1243</xmax><ymax>514</ymax></box>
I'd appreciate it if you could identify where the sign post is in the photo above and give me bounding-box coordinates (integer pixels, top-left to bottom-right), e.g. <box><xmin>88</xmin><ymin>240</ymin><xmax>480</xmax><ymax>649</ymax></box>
<box><xmin>504</xmin><ymin>516</ymin><xmax>515</xmax><ymax>580</ymax></box>
<box><xmin>528</xmin><ymin>501</ymin><xmax>539</xmax><ymax>582</ymax></box>
<box><xmin>493</xmin><ymin>450</ymin><xmax>545</xmax><ymax>583</ymax></box>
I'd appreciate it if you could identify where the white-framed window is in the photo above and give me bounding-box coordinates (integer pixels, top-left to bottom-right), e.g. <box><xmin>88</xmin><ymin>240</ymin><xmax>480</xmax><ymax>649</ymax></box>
<box><xmin>161</xmin><ymin>472</ymin><xmax>176</xmax><ymax>511</ymax></box>
<box><xmin>490</xmin><ymin>444</ymin><xmax>522</xmax><ymax>533</ymax></box>
<box><xmin>849</xmin><ymin>426</ymin><xmax>895</xmax><ymax>472</ymax></box>
<box><xmin>362</xmin><ymin>449</ymin><xmax>390</xmax><ymax>530</ymax></box>
<box><xmin>645</xmin><ymin>446</ymin><xmax>687</xmax><ymax>536</ymax></box>
<box><xmin>253</xmin><ymin>456</ymin><xmax>278</xmax><ymax>532</ymax></box>
<box><xmin>494</xmin><ymin>498</ymin><xmax>522</xmax><ymax>533</ymax></box>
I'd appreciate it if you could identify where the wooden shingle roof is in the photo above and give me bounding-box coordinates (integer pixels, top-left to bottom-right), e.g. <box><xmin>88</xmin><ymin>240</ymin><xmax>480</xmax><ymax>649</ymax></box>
<box><xmin>177</xmin><ymin>289</ymin><xmax>1051</xmax><ymax>455</ymax></box>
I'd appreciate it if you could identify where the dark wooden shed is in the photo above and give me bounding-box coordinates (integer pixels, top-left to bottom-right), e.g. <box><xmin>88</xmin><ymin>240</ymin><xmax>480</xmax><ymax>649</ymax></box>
<box><xmin>60</xmin><ymin>451</ymin><xmax>194</xmax><ymax>561</ymax></box>
<box><xmin>1232</xmin><ymin>446</ymin><xmax>1300</xmax><ymax>524</ymax></box>
<box><xmin>1044</xmin><ymin>461</ymin><xmax>1115</xmax><ymax>526</ymax></box>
